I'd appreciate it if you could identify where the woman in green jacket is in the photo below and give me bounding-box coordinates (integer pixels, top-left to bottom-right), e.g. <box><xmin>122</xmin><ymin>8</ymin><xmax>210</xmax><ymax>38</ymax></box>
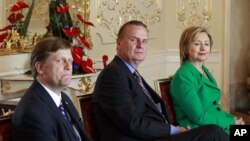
<box><xmin>170</xmin><ymin>26</ymin><xmax>245</xmax><ymax>134</ymax></box>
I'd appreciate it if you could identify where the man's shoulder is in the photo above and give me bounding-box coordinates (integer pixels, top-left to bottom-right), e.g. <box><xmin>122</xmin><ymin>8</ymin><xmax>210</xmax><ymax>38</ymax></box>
<box><xmin>100</xmin><ymin>58</ymin><xmax>128</xmax><ymax>75</ymax></box>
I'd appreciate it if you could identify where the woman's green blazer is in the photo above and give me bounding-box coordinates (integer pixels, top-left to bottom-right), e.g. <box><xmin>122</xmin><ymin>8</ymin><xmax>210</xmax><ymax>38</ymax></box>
<box><xmin>170</xmin><ymin>60</ymin><xmax>235</xmax><ymax>134</ymax></box>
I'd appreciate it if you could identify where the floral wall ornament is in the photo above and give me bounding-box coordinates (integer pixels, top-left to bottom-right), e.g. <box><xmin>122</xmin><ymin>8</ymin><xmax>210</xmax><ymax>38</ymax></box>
<box><xmin>96</xmin><ymin>0</ymin><xmax>162</xmax><ymax>44</ymax></box>
<box><xmin>78</xmin><ymin>76</ymin><xmax>92</xmax><ymax>94</ymax></box>
<box><xmin>176</xmin><ymin>0</ymin><xmax>213</xmax><ymax>28</ymax></box>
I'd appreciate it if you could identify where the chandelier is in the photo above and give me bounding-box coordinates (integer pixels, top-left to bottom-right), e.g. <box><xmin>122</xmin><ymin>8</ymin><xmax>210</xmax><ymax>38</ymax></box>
<box><xmin>177</xmin><ymin>0</ymin><xmax>212</xmax><ymax>28</ymax></box>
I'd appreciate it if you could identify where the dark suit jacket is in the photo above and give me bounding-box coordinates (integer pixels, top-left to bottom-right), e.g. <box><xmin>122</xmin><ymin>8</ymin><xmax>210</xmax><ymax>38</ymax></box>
<box><xmin>11</xmin><ymin>80</ymin><xmax>92</xmax><ymax>141</ymax></box>
<box><xmin>93</xmin><ymin>56</ymin><xmax>171</xmax><ymax>141</ymax></box>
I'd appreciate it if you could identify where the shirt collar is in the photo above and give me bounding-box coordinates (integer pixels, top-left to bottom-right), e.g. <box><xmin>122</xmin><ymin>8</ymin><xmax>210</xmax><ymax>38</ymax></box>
<box><xmin>117</xmin><ymin>56</ymin><xmax>136</xmax><ymax>74</ymax></box>
<box><xmin>38</xmin><ymin>81</ymin><xmax>62</xmax><ymax>107</ymax></box>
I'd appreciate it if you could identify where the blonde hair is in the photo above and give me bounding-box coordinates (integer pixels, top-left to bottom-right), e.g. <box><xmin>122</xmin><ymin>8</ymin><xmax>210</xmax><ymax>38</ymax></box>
<box><xmin>179</xmin><ymin>26</ymin><xmax>213</xmax><ymax>64</ymax></box>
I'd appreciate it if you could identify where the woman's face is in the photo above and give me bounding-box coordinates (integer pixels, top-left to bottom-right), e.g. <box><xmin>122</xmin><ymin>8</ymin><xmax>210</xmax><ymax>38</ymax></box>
<box><xmin>188</xmin><ymin>32</ymin><xmax>211</xmax><ymax>63</ymax></box>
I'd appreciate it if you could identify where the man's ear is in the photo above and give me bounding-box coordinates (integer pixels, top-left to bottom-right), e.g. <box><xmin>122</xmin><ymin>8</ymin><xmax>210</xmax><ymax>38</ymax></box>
<box><xmin>116</xmin><ymin>39</ymin><xmax>120</xmax><ymax>50</ymax></box>
<box><xmin>35</xmin><ymin>62</ymin><xmax>44</xmax><ymax>75</ymax></box>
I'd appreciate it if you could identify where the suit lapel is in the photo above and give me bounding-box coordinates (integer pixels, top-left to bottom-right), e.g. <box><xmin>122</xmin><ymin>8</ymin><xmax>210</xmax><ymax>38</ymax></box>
<box><xmin>184</xmin><ymin>61</ymin><xmax>220</xmax><ymax>90</ymax></box>
<box><xmin>109</xmin><ymin>56</ymin><xmax>168</xmax><ymax>120</ymax></box>
<box><xmin>201</xmin><ymin>66</ymin><xmax>220</xmax><ymax>90</ymax></box>
<box><xmin>61</xmin><ymin>97</ymin><xmax>83</xmax><ymax>139</ymax></box>
<box><xmin>112</xmin><ymin>56</ymin><xmax>164</xmax><ymax>115</ymax></box>
<box><xmin>32</xmin><ymin>80</ymin><xmax>78</xmax><ymax>140</ymax></box>
<box><xmin>62</xmin><ymin>94</ymin><xmax>92</xmax><ymax>141</ymax></box>
<box><xmin>141</xmin><ymin>76</ymin><xmax>165</xmax><ymax>114</ymax></box>
<box><xmin>33</xmin><ymin>80</ymin><xmax>61</xmax><ymax>113</ymax></box>
<box><xmin>61</xmin><ymin>95</ymin><xmax>81</xmax><ymax>130</ymax></box>
<box><xmin>130</xmin><ymin>77</ymin><xmax>155</xmax><ymax>107</ymax></box>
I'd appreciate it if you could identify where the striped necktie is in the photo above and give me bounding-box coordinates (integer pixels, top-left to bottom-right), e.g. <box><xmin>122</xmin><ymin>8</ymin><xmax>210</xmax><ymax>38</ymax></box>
<box><xmin>133</xmin><ymin>71</ymin><xmax>162</xmax><ymax>113</ymax></box>
<box><xmin>59</xmin><ymin>101</ymin><xmax>80</xmax><ymax>141</ymax></box>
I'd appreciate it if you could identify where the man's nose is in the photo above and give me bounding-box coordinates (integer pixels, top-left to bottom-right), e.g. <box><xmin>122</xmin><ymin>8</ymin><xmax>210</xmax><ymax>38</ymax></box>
<box><xmin>64</xmin><ymin>60</ymin><xmax>72</xmax><ymax>69</ymax></box>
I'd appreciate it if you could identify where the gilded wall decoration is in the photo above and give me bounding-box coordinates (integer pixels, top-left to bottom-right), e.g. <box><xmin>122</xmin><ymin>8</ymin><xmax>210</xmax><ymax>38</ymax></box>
<box><xmin>96</xmin><ymin>0</ymin><xmax>162</xmax><ymax>44</ymax></box>
<box><xmin>1</xmin><ymin>0</ymin><xmax>91</xmax><ymax>55</ymax></box>
<box><xmin>176</xmin><ymin>0</ymin><xmax>213</xmax><ymax>28</ymax></box>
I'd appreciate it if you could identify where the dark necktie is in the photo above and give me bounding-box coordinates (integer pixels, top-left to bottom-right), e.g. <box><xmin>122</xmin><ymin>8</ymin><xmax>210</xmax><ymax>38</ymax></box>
<box><xmin>59</xmin><ymin>101</ymin><xmax>80</xmax><ymax>141</ymax></box>
<box><xmin>133</xmin><ymin>71</ymin><xmax>162</xmax><ymax>113</ymax></box>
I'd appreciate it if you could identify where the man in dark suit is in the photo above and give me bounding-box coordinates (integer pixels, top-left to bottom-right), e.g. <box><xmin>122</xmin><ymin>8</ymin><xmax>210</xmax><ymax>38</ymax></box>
<box><xmin>11</xmin><ymin>37</ymin><xmax>92</xmax><ymax>141</ymax></box>
<box><xmin>93</xmin><ymin>20</ymin><xmax>229</xmax><ymax>141</ymax></box>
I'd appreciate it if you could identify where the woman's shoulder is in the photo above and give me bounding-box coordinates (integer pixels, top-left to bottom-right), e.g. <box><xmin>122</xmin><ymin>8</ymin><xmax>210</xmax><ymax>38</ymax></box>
<box><xmin>172</xmin><ymin>62</ymin><xmax>202</xmax><ymax>84</ymax></box>
<box><xmin>174</xmin><ymin>62</ymin><xmax>194</xmax><ymax>77</ymax></box>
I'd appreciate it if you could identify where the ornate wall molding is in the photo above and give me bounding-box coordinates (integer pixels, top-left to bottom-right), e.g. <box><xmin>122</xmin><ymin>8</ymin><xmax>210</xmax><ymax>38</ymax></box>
<box><xmin>96</xmin><ymin>0</ymin><xmax>162</xmax><ymax>44</ymax></box>
<box><xmin>176</xmin><ymin>0</ymin><xmax>213</xmax><ymax>28</ymax></box>
<box><xmin>1</xmin><ymin>0</ymin><xmax>92</xmax><ymax>54</ymax></box>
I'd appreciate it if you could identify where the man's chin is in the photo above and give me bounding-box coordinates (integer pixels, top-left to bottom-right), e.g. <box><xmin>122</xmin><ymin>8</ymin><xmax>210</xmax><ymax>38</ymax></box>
<box><xmin>61</xmin><ymin>77</ymin><xmax>72</xmax><ymax>85</ymax></box>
